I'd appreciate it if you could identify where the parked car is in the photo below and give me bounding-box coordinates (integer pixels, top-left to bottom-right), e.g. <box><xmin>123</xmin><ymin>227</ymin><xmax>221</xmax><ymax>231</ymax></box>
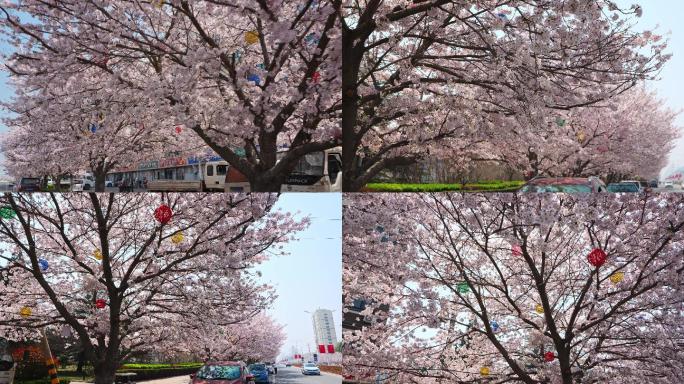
<box><xmin>105</xmin><ymin>180</ymin><xmax>114</xmax><ymax>188</ymax></box>
<box><xmin>519</xmin><ymin>177</ymin><xmax>607</xmax><ymax>193</ymax></box>
<box><xmin>620</xmin><ymin>180</ymin><xmax>645</xmax><ymax>193</ymax></box>
<box><xmin>266</xmin><ymin>364</ymin><xmax>274</xmax><ymax>374</ymax></box>
<box><xmin>607</xmin><ymin>183</ymin><xmax>640</xmax><ymax>193</ymax></box>
<box><xmin>16</xmin><ymin>177</ymin><xmax>41</xmax><ymax>192</ymax></box>
<box><xmin>247</xmin><ymin>363</ymin><xmax>268</xmax><ymax>383</ymax></box>
<box><xmin>648</xmin><ymin>179</ymin><xmax>659</xmax><ymax>188</ymax></box>
<box><xmin>190</xmin><ymin>361</ymin><xmax>254</xmax><ymax>384</ymax></box>
<box><xmin>301</xmin><ymin>363</ymin><xmax>321</xmax><ymax>376</ymax></box>
<box><xmin>0</xmin><ymin>350</ymin><xmax>15</xmax><ymax>384</ymax></box>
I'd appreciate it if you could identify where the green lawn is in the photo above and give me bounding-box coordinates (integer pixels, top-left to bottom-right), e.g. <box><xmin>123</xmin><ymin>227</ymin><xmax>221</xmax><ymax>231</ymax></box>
<box><xmin>365</xmin><ymin>181</ymin><xmax>525</xmax><ymax>192</ymax></box>
<box><xmin>15</xmin><ymin>363</ymin><xmax>203</xmax><ymax>384</ymax></box>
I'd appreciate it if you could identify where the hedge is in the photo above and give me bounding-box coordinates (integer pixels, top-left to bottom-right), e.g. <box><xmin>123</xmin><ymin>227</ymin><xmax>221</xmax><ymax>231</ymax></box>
<box><xmin>365</xmin><ymin>181</ymin><xmax>525</xmax><ymax>192</ymax></box>
<box><xmin>116</xmin><ymin>366</ymin><xmax>201</xmax><ymax>380</ymax></box>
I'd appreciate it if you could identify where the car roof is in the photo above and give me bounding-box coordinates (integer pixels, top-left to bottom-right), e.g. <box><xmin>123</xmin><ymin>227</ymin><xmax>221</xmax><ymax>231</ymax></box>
<box><xmin>205</xmin><ymin>361</ymin><xmax>243</xmax><ymax>366</ymax></box>
<box><xmin>527</xmin><ymin>177</ymin><xmax>592</xmax><ymax>185</ymax></box>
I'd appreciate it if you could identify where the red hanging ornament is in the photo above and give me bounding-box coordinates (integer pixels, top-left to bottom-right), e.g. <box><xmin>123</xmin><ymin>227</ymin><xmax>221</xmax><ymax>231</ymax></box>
<box><xmin>312</xmin><ymin>71</ymin><xmax>321</xmax><ymax>83</ymax></box>
<box><xmin>544</xmin><ymin>351</ymin><xmax>555</xmax><ymax>362</ymax></box>
<box><xmin>154</xmin><ymin>204</ymin><xmax>173</xmax><ymax>224</ymax></box>
<box><xmin>587</xmin><ymin>248</ymin><xmax>607</xmax><ymax>267</ymax></box>
<box><xmin>175</xmin><ymin>126</ymin><xmax>182</xmax><ymax>134</ymax></box>
<box><xmin>511</xmin><ymin>243</ymin><xmax>522</xmax><ymax>256</ymax></box>
<box><xmin>95</xmin><ymin>299</ymin><xmax>106</xmax><ymax>309</ymax></box>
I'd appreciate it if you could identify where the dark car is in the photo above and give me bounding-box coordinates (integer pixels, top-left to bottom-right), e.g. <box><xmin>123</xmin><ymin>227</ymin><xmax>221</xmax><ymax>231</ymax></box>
<box><xmin>607</xmin><ymin>183</ymin><xmax>640</xmax><ymax>193</ymax></box>
<box><xmin>17</xmin><ymin>177</ymin><xmax>41</xmax><ymax>192</ymax></box>
<box><xmin>519</xmin><ymin>177</ymin><xmax>607</xmax><ymax>193</ymax></box>
<box><xmin>190</xmin><ymin>362</ymin><xmax>255</xmax><ymax>384</ymax></box>
<box><xmin>247</xmin><ymin>364</ymin><xmax>268</xmax><ymax>384</ymax></box>
<box><xmin>648</xmin><ymin>180</ymin><xmax>659</xmax><ymax>188</ymax></box>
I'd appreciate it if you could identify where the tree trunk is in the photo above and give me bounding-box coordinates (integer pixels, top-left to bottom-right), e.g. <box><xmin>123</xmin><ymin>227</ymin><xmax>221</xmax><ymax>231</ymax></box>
<box><xmin>93</xmin><ymin>361</ymin><xmax>117</xmax><ymax>384</ymax></box>
<box><xmin>250</xmin><ymin>175</ymin><xmax>284</xmax><ymax>192</ymax></box>
<box><xmin>94</xmin><ymin>172</ymin><xmax>107</xmax><ymax>192</ymax></box>
<box><xmin>341</xmin><ymin>23</ymin><xmax>363</xmax><ymax>192</ymax></box>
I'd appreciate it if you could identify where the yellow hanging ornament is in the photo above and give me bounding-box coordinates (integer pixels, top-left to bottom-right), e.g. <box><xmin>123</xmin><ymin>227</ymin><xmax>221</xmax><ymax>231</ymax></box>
<box><xmin>576</xmin><ymin>130</ymin><xmax>586</xmax><ymax>143</ymax></box>
<box><xmin>94</xmin><ymin>249</ymin><xmax>103</xmax><ymax>260</ymax></box>
<box><xmin>20</xmin><ymin>307</ymin><xmax>32</xmax><ymax>318</ymax></box>
<box><xmin>171</xmin><ymin>232</ymin><xmax>184</xmax><ymax>244</ymax></box>
<box><xmin>535</xmin><ymin>304</ymin><xmax>545</xmax><ymax>314</ymax></box>
<box><xmin>245</xmin><ymin>30</ymin><xmax>259</xmax><ymax>45</ymax></box>
<box><xmin>480</xmin><ymin>366</ymin><xmax>490</xmax><ymax>376</ymax></box>
<box><xmin>154</xmin><ymin>0</ymin><xmax>163</xmax><ymax>8</ymax></box>
<box><xmin>610</xmin><ymin>271</ymin><xmax>624</xmax><ymax>284</ymax></box>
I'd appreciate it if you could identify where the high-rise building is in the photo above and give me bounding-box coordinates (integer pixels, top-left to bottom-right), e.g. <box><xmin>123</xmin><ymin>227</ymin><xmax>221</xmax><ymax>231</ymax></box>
<box><xmin>312</xmin><ymin>309</ymin><xmax>338</xmax><ymax>347</ymax></box>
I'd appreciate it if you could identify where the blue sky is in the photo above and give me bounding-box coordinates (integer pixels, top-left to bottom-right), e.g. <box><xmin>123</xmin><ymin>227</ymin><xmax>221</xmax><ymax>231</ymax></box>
<box><xmin>256</xmin><ymin>193</ymin><xmax>341</xmax><ymax>361</ymax></box>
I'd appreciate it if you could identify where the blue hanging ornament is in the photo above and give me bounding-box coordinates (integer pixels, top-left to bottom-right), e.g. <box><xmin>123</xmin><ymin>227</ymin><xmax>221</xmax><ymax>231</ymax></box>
<box><xmin>490</xmin><ymin>320</ymin><xmax>499</xmax><ymax>332</ymax></box>
<box><xmin>89</xmin><ymin>123</ymin><xmax>98</xmax><ymax>133</ymax></box>
<box><xmin>247</xmin><ymin>73</ymin><xmax>261</xmax><ymax>85</ymax></box>
<box><xmin>38</xmin><ymin>258</ymin><xmax>49</xmax><ymax>272</ymax></box>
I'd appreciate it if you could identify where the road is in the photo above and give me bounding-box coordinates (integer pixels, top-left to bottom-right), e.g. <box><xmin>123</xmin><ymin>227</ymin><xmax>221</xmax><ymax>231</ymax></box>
<box><xmin>270</xmin><ymin>366</ymin><xmax>341</xmax><ymax>384</ymax></box>
<box><xmin>135</xmin><ymin>367</ymin><xmax>341</xmax><ymax>384</ymax></box>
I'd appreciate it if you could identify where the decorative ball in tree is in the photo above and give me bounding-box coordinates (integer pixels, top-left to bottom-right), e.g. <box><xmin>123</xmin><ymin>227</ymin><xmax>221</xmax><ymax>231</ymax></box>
<box><xmin>171</xmin><ymin>232</ymin><xmax>184</xmax><ymax>244</ymax></box>
<box><xmin>576</xmin><ymin>130</ymin><xmax>586</xmax><ymax>143</ymax></box>
<box><xmin>154</xmin><ymin>204</ymin><xmax>173</xmax><ymax>224</ymax></box>
<box><xmin>95</xmin><ymin>299</ymin><xmax>106</xmax><ymax>309</ymax></box>
<box><xmin>544</xmin><ymin>351</ymin><xmax>555</xmax><ymax>362</ymax></box>
<box><xmin>245</xmin><ymin>30</ymin><xmax>259</xmax><ymax>45</ymax></box>
<box><xmin>175</xmin><ymin>126</ymin><xmax>182</xmax><ymax>134</ymax></box>
<box><xmin>312</xmin><ymin>72</ymin><xmax>321</xmax><ymax>83</ymax></box>
<box><xmin>458</xmin><ymin>282</ymin><xmax>470</xmax><ymax>294</ymax></box>
<box><xmin>610</xmin><ymin>271</ymin><xmax>625</xmax><ymax>284</ymax></box>
<box><xmin>94</xmin><ymin>249</ymin><xmax>103</xmax><ymax>261</ymax></box>
<box><xmin>556</xmin><ymin>117</ymin><xmax>566</xmax><ymax>127</ymax></box>
<box><xmin>535</xmin><ymin>304</ymin><xmax>545</xmax><ymax>314</ymax></box>
<box><xmin>38</xmin><ymin>258</ymin><xmax>49</xmax><ymax>272</ymax></box>
<box><xmin>20</xmin><ymin>307</ymin><xmax>32</xmax><ymax>318</ymax></box>
<box><xmin>480</xmin><ymin>366</ymin><xmax>490</xmax><ymax>376</ymax></box>
<box><xmin>587</xmin><ymin>248</ymin><xmax>607</xmax><ymax>267</ymax></box>
<box><xmin>511</xmin><ymin>243</ymin><xmax>522</xmax><ymax>256</ymax></box>
<box><xmin>247</xmin><ymin>73</ymin><xmax>261</xmax><ymax>85</ymax></box>
<box><xmin>490</xmin><ymin>320</ymin><xmax>500</xmax><ymax>332</ymax></box>
<box><xmin>0</xmin><ymin>206</ymin><xmax>16</xmax><ymax>219</ymax></box>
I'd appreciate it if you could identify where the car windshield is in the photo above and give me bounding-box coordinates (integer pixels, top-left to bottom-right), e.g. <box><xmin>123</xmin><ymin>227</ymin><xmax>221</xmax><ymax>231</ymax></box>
<box><xmin>304</xmin><ymin>363</ymin><xmax>317</xmax><ymax>368</ymax></box>
<box><xmin>249</xmin><ymin>364</ymin><xmax>266</xmax><ymax>371</ymax></box>
<box><xmin>288</xmin><ymin>152</ymin><xmax>324</xmax><ymax>176</ymax></box>
<box><xmin>607</xmin><ymin>184</ymin><xmax>639</xmax><ymax>192</ymax></box>
<box><xmin>21</xmin><ymin>178</ymin><xmax>40</xmax><ymax>185</ymax></box>
<box><xmin>196</xmin><ymin>365</ymin><xmax>241</xmax><ymax>380</ymax></box>
<box><xmin>520</xmin><ymin>184</ymin><xmax>592</xmax><ymax>193</ymax></box>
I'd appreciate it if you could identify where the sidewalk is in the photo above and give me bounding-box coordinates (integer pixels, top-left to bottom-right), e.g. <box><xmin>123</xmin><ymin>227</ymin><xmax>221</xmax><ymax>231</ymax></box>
<box><xmin>70</xmin><ymin>375</ymin><xmax>188</xmax><ymax>384</ymax></box>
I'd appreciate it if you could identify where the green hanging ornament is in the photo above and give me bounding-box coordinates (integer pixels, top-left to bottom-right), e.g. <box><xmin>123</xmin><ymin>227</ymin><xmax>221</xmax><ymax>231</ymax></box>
<box><xmin>0</xmin><ymin>207</ymin><xmax>16</xmax><ymax>219</ymax></box>
<box><xmin>458</xmin><ymin>282</ymin><xmax>470</xmax><ymax>293</ymax></box>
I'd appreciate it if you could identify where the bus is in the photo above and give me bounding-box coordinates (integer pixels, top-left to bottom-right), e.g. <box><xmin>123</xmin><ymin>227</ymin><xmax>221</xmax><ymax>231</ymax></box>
<box><xmin>107</xmin><ymin>146</ymin><xmax>342</xmax><ymax>192</ymax></box>
<box><xmin>225</xmin><ymin>146</ymin><xmax>342</xmax><ymax>192</ymax></box>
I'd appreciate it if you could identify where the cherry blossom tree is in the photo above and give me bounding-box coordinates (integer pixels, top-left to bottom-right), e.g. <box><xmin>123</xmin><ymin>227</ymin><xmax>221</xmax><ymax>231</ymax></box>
<box><xmin>341</xmin><ymin>0</ymin><xmax>670</xmax><ymax>191</ymax></box>
<box><xmin>156</xmin><ymin>312</ymin><xmax>287</xmax><ymax>363</ymax></box>
<box><xmin>0</xmin><ymin>193</ymin><xmax>307</xmax><ymax>384</ymax></box>
<box><xmin>0</xmin><ymin>0</ymin><xmax>341</xmax><ymax>192</ymax></box>
<box><xmin>343</xmin><ymin>193</ymin><xmax>684</xmax><ymax>383</ymax></box>
<box><xmin>493</xmin><ymin>86</ymin><xmax>680</xmax><ymax>181</ymax></box>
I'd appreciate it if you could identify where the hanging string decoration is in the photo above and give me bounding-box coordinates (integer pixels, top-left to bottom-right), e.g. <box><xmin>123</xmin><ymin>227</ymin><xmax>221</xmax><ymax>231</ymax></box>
<box><xmin>587</xmin><ymin>248</ymin><xmax>607</xmax><ymax>267</ymax></box>
<box><xmin>610</xmin><ymin>271</ymin><xmax>624</xmax><ymax>284</ymax></box>
<box><xmin>245</xmin><ymin>30</ymin><xmax>260</xmax><ymax>45</ymax></box>
<box><xmin>95</xmin><ymin>299</ymin><xmax>106</xmax><ymax>309</ymax></box>
<box><xmin>544</xmin><ymin>351</ymin><xmax>555</xmax><ymax>362</ymax></box>
<box><xmin>480</xmin><ymin>366</ymin><xmax>490</xmax><ymax>376</ymax></box>
<box><xmin>94</xmin><ymin>249</ymin><xmax>103</xmax><ymax>261</ymax></box>
<box><xmin>535</xmin><ymin>304</ymin><xmax>544</xmax><ymax>314</ymax></box>
<box><xmin>511</xmin><ymin>243</ymin><xmax>522</xmax><ymax>256</ymax></box>
<box><xmin>0</xmin><ymin>207</ymin><xmax>16</xmax><ymax>219</ymax></box>
<box><xmin>38</xmin><ymin>258</ymin><xmax>49</xmax><ymax>272</ymax></box>
<box><xmin>154</xmin><ymin>204</ymin><xmax>173</xmax><ymax>224</ymax></box>
<box><xmin>171</xmin><ymin>232</ymin><xmax>184</xmax><ymax>244</ymax></box>
<box><xmin>20</xmin><ymin>307</ymin><xmax>32</xmax><ymax>318</ymax></box>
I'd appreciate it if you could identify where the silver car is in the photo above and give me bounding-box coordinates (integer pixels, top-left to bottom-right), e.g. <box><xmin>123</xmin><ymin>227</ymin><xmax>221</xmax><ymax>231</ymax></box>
<box><xmin>301</xmin><ymin>363</ymin><xmax>321</xmax><ymax>375</ymax></box>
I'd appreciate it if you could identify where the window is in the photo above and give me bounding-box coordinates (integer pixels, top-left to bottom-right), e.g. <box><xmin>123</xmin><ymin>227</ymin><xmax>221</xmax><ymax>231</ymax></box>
<box><xmin>207</xmin><ymin>165</ymin><xmax>214</xmax><ymax>176</ymax></box>
<box><xmin>217</xmin><ymin>165</ymin><xmax>227</xmax><ymax>175</ymax></box>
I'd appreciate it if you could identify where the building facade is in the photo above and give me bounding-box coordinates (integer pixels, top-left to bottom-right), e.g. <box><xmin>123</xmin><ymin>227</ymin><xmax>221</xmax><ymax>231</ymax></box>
<box><xmin>312</xmin><ymin>309</ymin><xmax>338</xmax><ymax>347</ymax></box>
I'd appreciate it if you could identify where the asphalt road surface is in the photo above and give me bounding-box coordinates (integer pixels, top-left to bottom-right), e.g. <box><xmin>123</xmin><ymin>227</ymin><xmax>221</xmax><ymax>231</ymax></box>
<box><xmin>270</xmin><ymin>366</ymin><xmax>341</xmax><ymax>384</ymax></box>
